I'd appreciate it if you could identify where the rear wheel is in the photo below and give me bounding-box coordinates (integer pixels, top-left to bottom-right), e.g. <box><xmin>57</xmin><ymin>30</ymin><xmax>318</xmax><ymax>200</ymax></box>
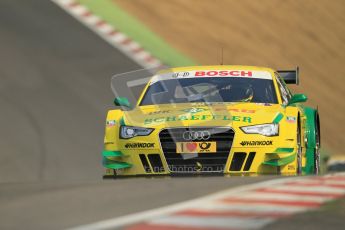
<box><xmin>296</xmin><ymin>119</ymin><xmax>302</xmax><ymax>175</ymax></box>
<box><xmin>314</xmin><ymin>114</ymin><xmax>321</xmax><ymax>174</ymax></box>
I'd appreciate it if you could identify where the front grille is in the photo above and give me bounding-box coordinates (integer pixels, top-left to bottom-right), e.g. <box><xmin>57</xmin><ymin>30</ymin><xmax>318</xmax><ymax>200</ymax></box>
<box><xmin>159</xmin><ymin>127</ymin><xmax>234</xmax><ymax>173</ymax></box>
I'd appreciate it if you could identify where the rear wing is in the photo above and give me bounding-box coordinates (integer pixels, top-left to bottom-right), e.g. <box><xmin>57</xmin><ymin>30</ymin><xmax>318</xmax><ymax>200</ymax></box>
<box><xmin>277</xmin><ymin>66</ymin><xmax>299</xmax><ymax>85</ymax></box>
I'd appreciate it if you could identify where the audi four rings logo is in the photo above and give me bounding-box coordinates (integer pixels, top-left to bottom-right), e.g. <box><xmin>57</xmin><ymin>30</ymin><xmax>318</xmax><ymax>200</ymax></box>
<box><xmin>183</xmin><ymin>130</ymin><xmax>211</xmax><ymax>141</ymax></box>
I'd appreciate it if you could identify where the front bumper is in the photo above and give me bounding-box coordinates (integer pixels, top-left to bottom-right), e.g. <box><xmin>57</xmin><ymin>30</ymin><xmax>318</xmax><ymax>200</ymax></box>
<box><xmin>102</xmin><ymin>146</ymin><xmax>298</xmax><ymax>177</ymax></box>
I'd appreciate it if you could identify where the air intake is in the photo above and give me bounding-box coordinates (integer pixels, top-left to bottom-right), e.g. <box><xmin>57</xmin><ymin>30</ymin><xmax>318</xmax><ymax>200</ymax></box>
<box><xmin>148</xmin><ymin>154</ymin><xmax>165</xmax><ymax>173</ymax></box>
<box><xmin>243</xmin><ymin>152</ymin><xmax>256</xmax><ymax>171</ymax></box>
<box><xmin>139</xmin><ymin>154</ymin><xmax>151</xmax><ymax>173</ymax></box>
<box><xmin>230</xmin><ymin>152</ymin><xmax>247</xmax><ymax>171</ymax></box>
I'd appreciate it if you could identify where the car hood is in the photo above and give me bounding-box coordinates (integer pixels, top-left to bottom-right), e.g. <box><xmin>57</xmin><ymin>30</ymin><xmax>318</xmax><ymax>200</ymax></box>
<box><xmin>121</xmin><ymin>103</ymin><xmax>284</xmax><ymax>128</ymax></box>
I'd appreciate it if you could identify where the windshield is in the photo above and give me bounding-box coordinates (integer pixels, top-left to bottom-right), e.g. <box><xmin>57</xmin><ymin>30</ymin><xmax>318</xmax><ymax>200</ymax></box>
<box><xmin>140</xmin><ymin>77</ymin><xmax>278</xmax><ymax>105</ymax></box>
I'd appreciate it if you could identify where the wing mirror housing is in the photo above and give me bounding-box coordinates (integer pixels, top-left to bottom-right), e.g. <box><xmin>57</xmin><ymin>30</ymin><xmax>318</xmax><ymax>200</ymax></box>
<box><xmin>114</xmin><ymin>97</ymin><xmax>131</xmax><ymax>108</ymax></box>
<box><xmin>287</xmin><ymin>94</ymin><xmax>308</xmax><ymax>106</ymax></box>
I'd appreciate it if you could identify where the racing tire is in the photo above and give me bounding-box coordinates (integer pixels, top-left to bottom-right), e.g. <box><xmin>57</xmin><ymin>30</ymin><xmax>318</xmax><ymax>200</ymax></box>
<box><xmin>296</xmin><ymin>117</ymin><xmax>302</xmax><ymax>175</ymax></box>
<box><xmin>313</xmin><ymin>113</ymin><xmax>321</xmax><ymax>175</ymax></box>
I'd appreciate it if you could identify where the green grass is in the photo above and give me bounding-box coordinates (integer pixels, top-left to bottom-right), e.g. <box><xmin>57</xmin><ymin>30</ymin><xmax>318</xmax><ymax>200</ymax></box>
<box><xmin>78</xmin><ymin>0</ymin><xmax>197</xmax><ymax>67</ymax></box>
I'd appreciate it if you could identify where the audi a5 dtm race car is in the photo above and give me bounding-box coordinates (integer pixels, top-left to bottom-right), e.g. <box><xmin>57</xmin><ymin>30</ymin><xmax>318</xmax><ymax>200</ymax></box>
<box><xmin>102</xmin><ymin>66</ymin><xmax>320</xmax><ymax>177</ymax></box>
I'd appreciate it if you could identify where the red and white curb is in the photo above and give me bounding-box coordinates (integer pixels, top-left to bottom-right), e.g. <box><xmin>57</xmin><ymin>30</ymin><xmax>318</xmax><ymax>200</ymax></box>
<box><xmin>67</xmin><ymin>173</ymin><xmax>345</xmax><ymax>230</ymax></box>
<box><xmin>52</xmin><ymin>0</ymin><xmax>163</xmax><ymax>69</ymax></box>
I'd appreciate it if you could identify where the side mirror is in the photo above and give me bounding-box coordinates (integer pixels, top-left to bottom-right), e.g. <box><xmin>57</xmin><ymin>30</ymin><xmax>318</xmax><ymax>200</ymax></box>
<box><xmin>114</xmin><ymin>97</ymin><xmax>131</xmax><ymax>108</ymax></box>
<box><xmin>287</xmin><ymin>94</ymin><xmax>308</xmax><ymax>106</ymax></box>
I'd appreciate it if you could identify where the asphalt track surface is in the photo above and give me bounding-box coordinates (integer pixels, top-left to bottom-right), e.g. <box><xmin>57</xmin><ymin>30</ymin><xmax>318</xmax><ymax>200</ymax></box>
<box><xmin>0</xmin><ymin>0</ymin><xmax>278</xmax><ymax>229</ymax></box>
<box><xmin>0</xmin><ymin>1</ymin><xmax>342</xmax><ymax>230</ymax></box>
<box><xmin>0</xmin><ymin>0</ymin><xmax>142</xmax><ymax>182</ymax></box>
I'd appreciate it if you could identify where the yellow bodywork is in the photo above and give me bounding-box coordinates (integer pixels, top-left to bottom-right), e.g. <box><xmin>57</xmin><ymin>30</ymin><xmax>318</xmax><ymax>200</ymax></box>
<box><xmin>103</xmin><ymin>66</ymin><xmax>307</xmax><ymax>176</ymax></box>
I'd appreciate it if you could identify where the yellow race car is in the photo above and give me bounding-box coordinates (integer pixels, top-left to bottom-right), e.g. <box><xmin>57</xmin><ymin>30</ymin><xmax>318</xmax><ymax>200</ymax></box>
<box><xmin>103</xmin><ymin>66</ymin><xmax>321</xmax><ymax>177</ymax></box>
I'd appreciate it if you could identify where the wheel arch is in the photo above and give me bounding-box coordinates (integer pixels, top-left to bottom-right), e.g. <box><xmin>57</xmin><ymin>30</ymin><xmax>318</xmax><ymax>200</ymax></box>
<box><xmin>303</xmin><ymin>106</ymin><xmax>320</xmax><ymax>174</ymax></box>
<box><xmin>303</xmin><ymin>107</ymin><xmax>319</xmax><ymax>149</ymax></box>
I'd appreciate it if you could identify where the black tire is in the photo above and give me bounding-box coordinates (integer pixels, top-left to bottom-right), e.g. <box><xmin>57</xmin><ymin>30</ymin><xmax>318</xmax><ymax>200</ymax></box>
<box><xmin>314</xmin><ymin>114</ymin><xmax>321</xmax><ymax>174</ymax></box>
<box><xmin>296</xmin><ymin>118</ymin><xmax>302</xmax><ymax>175</ymax></box>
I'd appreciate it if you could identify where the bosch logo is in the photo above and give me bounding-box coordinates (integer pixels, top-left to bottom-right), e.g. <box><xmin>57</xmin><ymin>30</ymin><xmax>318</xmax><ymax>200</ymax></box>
<box><xmin>182</xmin><ymin>130</ymin><xmax>211</xmax><ymax>141</ymax></box>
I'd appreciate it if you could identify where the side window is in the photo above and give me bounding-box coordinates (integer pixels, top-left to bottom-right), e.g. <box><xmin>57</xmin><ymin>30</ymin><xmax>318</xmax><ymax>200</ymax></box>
<box><xmin>279</xmin><ymin>74</ymin><xmax>292</xmax><ymax>99</ymax></box>
<box><xmin>274</xmin><ymin>73</ymin><xmax>292</xmax><ymax>105</ymax></box>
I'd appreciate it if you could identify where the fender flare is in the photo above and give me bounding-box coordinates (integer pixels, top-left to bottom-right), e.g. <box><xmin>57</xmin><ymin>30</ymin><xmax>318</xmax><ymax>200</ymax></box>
<box><xmin>304</xmin><ymin>107</ymin><xmax>320</xmax><ymax>149</ymax></box>
<box><xmin>303</xmin><ymin>106</ymin><xmax>320</xmax><ymax>174</ymax></box>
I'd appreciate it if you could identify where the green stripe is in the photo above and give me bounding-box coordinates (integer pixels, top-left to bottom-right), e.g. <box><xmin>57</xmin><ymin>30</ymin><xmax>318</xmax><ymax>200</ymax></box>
<box><xmin>103</xmin><ymin>157</ymin><xmax>132</xmax><ymax>169</ymax></box>
<box><xmin>272</xmin><ymin>113</ymin><xmax>284</xmax><ymax>124</ymax></box>
<box><xmin>120</xmin><ymin>117</ymin><xmax>126</xmax><ymax>126</ymax></box>
<box><xmin>78</xmin><ymin>0</ymin><xmax>197</xmax><ymax>67</ymax></box>
<box><xmin>274</xmin><ymin>148</ymin><xmax>294</xmax><ymax>153</ymax></box>
<box><xmin>102</xmin><ymin>150</ymin><xmax>123</xmax><ymax>157</ymax></box>
<box><xmin>262</xmin><ymin>153</ymin><xmax>296</xmax><ymax>167</ymax></box>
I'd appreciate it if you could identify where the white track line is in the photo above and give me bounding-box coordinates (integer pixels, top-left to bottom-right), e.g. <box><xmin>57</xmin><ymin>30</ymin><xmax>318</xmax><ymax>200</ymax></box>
<box><xmin>52</xmin><ymin>0</ymin><xmax>163</xmax><ymax>69</ymax></box>
<box><xmin>268</xmin><ymin>185</ymin><xmax>345</xmax><ymax>194</ymax></box>
<box><xmin>66</xmin><ymin>177</ymin><xmax>294</xmax><ymax>230</ymax></box>
<box><xmin>149</xmin><ymin>216</ymin><xmax>274</xmax><ymax>229</ymax></box>
<box><xmin>66</xmin><ymin>173</ymin><xmax>345</xmax><ymax>230</ymax></box>
<box><xmin>227</xmin><ymin>192</ymin><xmax>333</xmax><ymax>203</ymax></box>
<box><xmin>194</xmin><ymin>201</ymin><xmax>309</xmax><ymax>213</ymax></box>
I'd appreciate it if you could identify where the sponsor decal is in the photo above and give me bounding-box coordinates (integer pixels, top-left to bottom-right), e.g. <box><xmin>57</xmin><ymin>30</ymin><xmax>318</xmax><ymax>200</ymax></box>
<box><xmin>147</xmin><ymin>110</ymin><xmax>171</xmax><ymax>115</ymax></box>
<box><xmin>125</xmin><ymin>143</ymin><xmax>155</xmax><ymax>148</ymax></box>
<box><xmin>199</xmin><ymin>142</ymin><xmax>212</xmax><ymax>150</ymax></box>
<box><xmin>180</xmin><ymin>107</ymin><xmax>255</xmax><ymax>114</ymax></box>
<box><xmin>106</xmin><ymin>120</ymin><xmax>116</xmax><ymax>127</ymax></box>
<box><xmin>286</xmin><ymin>116</ymin><xmax>297</xmax><ymax>123</ymax></box>
<box><xmin>240</xmin><ymin>141</ymin><xmax>273</xmax><ymax>146</ymax></box>
<box><xmin>144</xmin><ymin>115</ymin><xmax>252</xmax><ymax>125</ymax></box>
<box><xmin>183</xmin><ymin>130</ymin><xmax>211</xmax><ymax>141</ymax></box>
<box><xmin>195</xmin><ymin>70</ymin><xmax>252</xmax><ymax>77</ymax></box>
<box><xmin>255</xmin><ymin>103</ymin><xmax>272</xmax><ymax>106</ymax></box>
<box><xmin>180</xmin><ymin>108</ymin><xmax>208</xmax><ymax>114</ymax></box>
<box><xmin>172</xmin><ymin>72</ymin><xmax>190</xmax><ymax>78</ymax></box>
<box><xmin>186</xmin><ymin>142</ymin><xmax>197</xmax><ymax>151</ymax></box>
<box><xmin>151</xmin><ymin>70</ymin><xmax>272</xmax><ymax>82</ymax></box>
<box><xmin>214</xmin><ymin>108</ymin><xmax>256</xmax><ymax>113</ymax></box>
<box><xmin>176</xmin><ymin>141</ymin><xmax>216</xmax><ymax>153</ymax></box>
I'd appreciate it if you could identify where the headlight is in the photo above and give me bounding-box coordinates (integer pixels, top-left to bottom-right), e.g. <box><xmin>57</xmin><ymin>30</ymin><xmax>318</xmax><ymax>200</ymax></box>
<box><xmin>240</xmin><ymin>123</ymin><xmax>279</xmax><ymax>137</ymax></box>
<box><xmin>120</xmin><ymin>126</ymin><xmax>154</xmax><ymax>139</ymax></box>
